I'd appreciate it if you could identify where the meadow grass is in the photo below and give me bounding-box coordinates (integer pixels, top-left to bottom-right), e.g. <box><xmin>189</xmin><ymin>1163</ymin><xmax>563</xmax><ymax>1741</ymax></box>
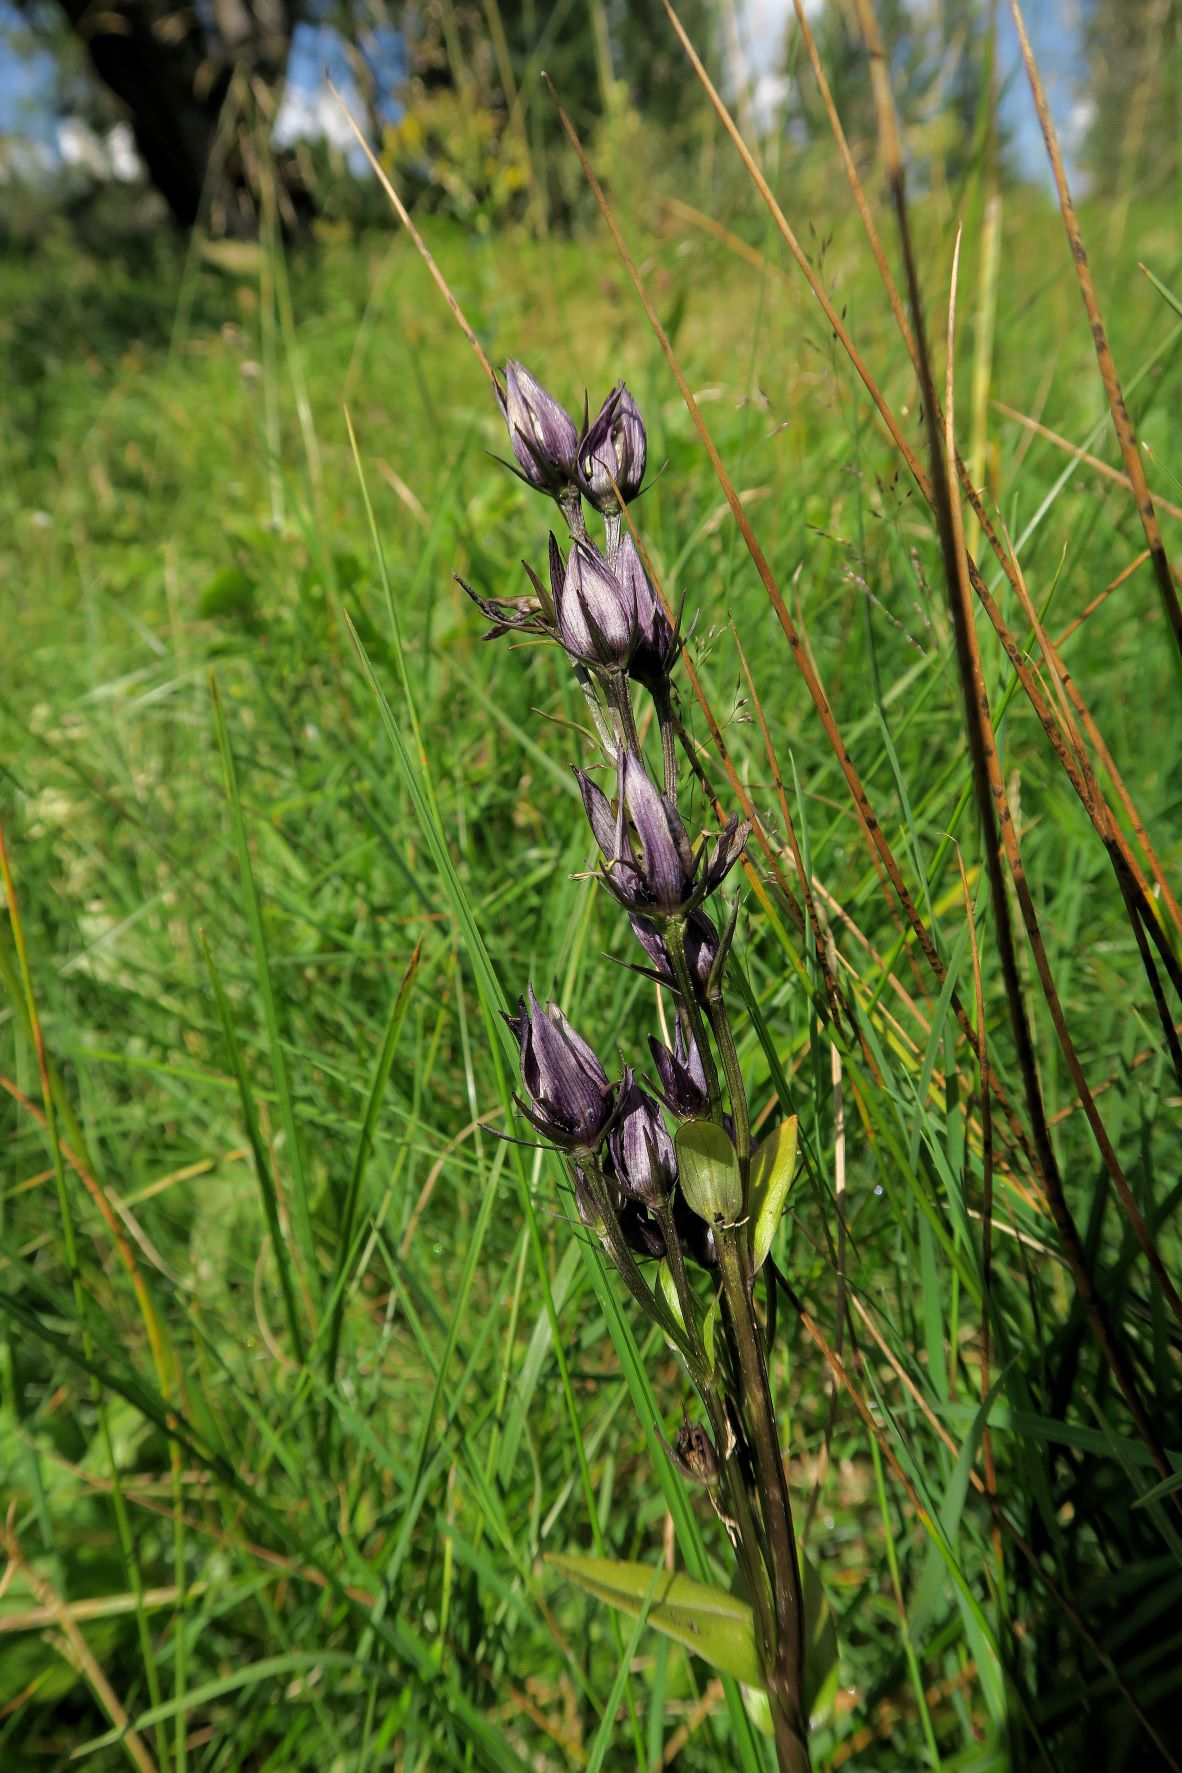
<box><xmin>1</xmin><ymin>140</ymin><xmax>1181</xmax><ymax>1772</ymax></box>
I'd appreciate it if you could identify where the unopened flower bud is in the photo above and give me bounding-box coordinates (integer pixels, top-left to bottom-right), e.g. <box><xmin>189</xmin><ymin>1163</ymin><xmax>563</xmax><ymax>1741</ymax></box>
<box><xmin>556</xmin><ymin>539</ymin><xmax>637</xmax><ymax>670</ymax></box>
<box><xmin>631</xmin><ymin>909</ymin><xmax>720</xmax><ymax>991</ymax></box>
<box><xmin>615</xmin><ymin>535</ymin><xmax>676</xmax><ymax>688</ymax></box>
<box><xmin>648</xmin><ymin>1023</ymin><xmax>710</xmax><ymax>1120</ymax></box>
<box><xmin>609</xmin><ymin>1081</ymin><xmax>677</xmax><ymax>1207</ymax></box>
<box><xmin>578</xmin><ymin>383</ymin><xmax>647</xmax><ymax>509</ymax></box>
<box><xmin>506</xmin><ymin>987</ymin><xmax>616</xmax><ymax>1150</ymax></box>
<box><xmin>499</xmin><ymin>361</ymin><xmax>579</xmax><ymax>495</ymax></box>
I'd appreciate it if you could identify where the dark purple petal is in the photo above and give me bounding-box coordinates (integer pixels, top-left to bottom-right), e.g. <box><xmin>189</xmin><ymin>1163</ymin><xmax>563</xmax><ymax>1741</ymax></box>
<box><xmin>512</xmin><ymin>986</ymin><xmax>612</xmax><ymax>1148</ymax></box>
<box><xmin>630</xmin><ymin>909</ymin><xmax>718</xmax><ymax>989</ymax></box>
<box><xmin>619</xmin><ymin>1200</ymin><xmax>667</xmax><ymax>1260</ymax></box>
<box><xmin>630</xmin><ymin>914</ymin><xmax>673</xmax><ymax>983</ymax></box>
<box><xmin>674</xmin><ymin>1188</ymin><xmax>719</xmax><ymax>1269</ymax></box>
<box><xmin>578</xmin><ymin>383</ymin><xmax>647</xmax><ymax>510</ymax></box>
<box><xmin>684</xmin><ymin>909</ymin><xmax>720</xmax><ymax>988</ymax></box>
<box><xmin>576</xmin><ymin>769</ymin><xmax>618</xmax><ymax>865</ymax></box>
<box><xmin>616</xmin><ymin>535</ymin><xmax>676</xmax><ymax>685</ymax></box>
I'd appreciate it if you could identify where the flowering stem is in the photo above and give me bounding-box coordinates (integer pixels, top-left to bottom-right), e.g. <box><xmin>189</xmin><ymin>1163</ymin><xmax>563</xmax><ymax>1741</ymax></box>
<box><xmin>558</xmin><ymin>486</ymin><xmax>588</xmax><ymax>543</ymax></box>
<box><xmin>716</xmin><ymin>1228</ymin><xmax>810</xmax><ymax>1771</ymax></box>
<box><xmin>603</xmin><ymin>507</ymin><xmax>622</xmax><ymax>565</ymax></box>
<box><xmin>573</xmin><ymin>663</ymin><xmax>619</xmax><ymax>761</ymax></box>
<box><xmin>607</xmin><ymin>673</ymin><xmax>642</xmax><ymax>758</ymax></box>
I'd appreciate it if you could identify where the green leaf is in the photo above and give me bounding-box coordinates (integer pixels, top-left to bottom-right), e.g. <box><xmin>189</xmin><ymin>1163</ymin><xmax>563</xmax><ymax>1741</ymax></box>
<box><xmin>547</xmin><ymin>1555</ymin><xmax>762</xmax><ymax>1688</ymax></box>
<box><xmin>676</xmin><ymin>1120</ymin><xmax>742</xmax><ymax>1225</ymax></box>
<box><xmin>702</xmin><ymin>1295</ymin><xmax>720</xmax><ymax>1374</ymax></box>
<box><xmin>658</xmin><ymin>1260</ymin><xmax>686</xmax><ymax>1332</ymax></box>
<box><xmin>799</xmin><ymin>1548</ymin><xmax>840</xmax><ymax>1723</ymax></box>
<box><xmin>748</xmin><ymin>1116</ymin><xmax>798</xmax><ymax>1271</ymax></box>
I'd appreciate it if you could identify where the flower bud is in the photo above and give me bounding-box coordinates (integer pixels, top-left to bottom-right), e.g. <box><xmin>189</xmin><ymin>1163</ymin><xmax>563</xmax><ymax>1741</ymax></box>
<box><xmin>499</xmin><ymin>361</ymin><xmax>579</xmax><ymax>495</ymax></box>
<box><xmin>630</xmin><ymin>909</ymin><xmax>720</xmax><ymax>991</ymax></box>
<box><xmin>609</xmin><ymin>1081</ymin><xmax>677</xmax><ymax>1207</ymax></box>
<box><xmin>556</xmin><ymin>539</ymin><xmax>637</xmax><ymax>670</ymax></box>
<box><xmin>615</xmin><ymin>534</ymin><xmax>676</xmax><ymax>688</ymax></box>
<box><xmin>505</xmin><ymin>987</ymin><xmax>616</xmax><ymax>1150</ymax></box>
<box><xmin>648</xmin><ymin>1023</ymin><xmax>710</xmax><ymax>1120</ymax></box>
<box><xmin>579</xmin><ymin>754</ymin><xmax>749</xmax><ymax>920</ymax></box>
<box><xmin>578</xmin><ymin>383</ymin><xmax>647</xmax><ymax>509</ymax></box>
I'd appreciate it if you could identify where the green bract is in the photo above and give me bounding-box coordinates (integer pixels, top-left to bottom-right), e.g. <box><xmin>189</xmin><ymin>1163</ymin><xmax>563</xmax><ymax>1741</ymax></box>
<box><xmin>675</xmin><ymin>1118</ymin><xmax>743</xmax><ymax>1225</ymax></box>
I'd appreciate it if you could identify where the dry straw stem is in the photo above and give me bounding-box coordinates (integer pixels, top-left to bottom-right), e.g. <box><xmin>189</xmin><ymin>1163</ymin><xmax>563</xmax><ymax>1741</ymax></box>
<box><xmin>780</xmin><ymin>1280</ymin><xmax>1182</xmax><ymax>1770</ymax></box>
<box><xmin>849</xmin><ymin>0</ymin><xmax>1180</xmax><ymax>1488</ymax></box>
<box><xmin>779</xmin><ymin>0</ymin><xmax>1182</xmax><ymax>951</ymax></box>
<box><xmin>666</xmin><ymin>191</ymin><xmax>1182</xmax><ymax>958</ymax></box>
<box><xmin>993</xmin><ymin>400</ymin><xmax>1182</xmax><ymax>526</ymax></box>
<box><xmin>663</xmin><ymin>2</ymin><xmax>1182</xmax><ymax>1312</ymax></box>
<box><xmin>957</xmin><ymin>854</ymin><xmax>998</xmax><ymax>1537</ymax></box>
<box><xmin>663</xmin><ymin>0</ymin><xmax>1182</xmax><ymax>1084</ymax></box>
<box><xmin>3</xmin><ymin>1518</ymin><xmax>159</xmax><ymax>1773</ymax></box>
<box><xmin>1009</xmin><ymin>0</ymin><xmax>1182</xmax><ymax>669</ymax></box>
<box><xmin>328</xmin><ymin>78</ymin><xmax>500</xmax><ymax>396</ymax></box>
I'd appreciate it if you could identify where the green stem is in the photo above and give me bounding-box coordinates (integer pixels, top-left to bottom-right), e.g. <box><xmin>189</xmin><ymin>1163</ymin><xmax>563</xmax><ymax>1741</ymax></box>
<box><xmin>654</xmin><ymin>1196</ymin><xmax>706</xmax><ymax>1371</ymax></box>
<box><xmin>582</xmin><ymin>1159</ymin><xmax>705</xmax><ymax>1382</ymax></box>
<box><xmin>608</xmin><ymin>672</ymin><xmax>642</xmax><ymax>757</ymax></box>
<box><xmin>717</xmin><ymin>1227</ymin><xmax>810</xmax><ymax>1770</ymax></box>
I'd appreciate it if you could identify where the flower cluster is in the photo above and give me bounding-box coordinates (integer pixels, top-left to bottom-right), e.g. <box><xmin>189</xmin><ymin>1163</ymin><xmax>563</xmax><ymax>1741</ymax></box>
<box><xmin>463</xmin><ymin>360</ymin><xmax>752</xmax><ymax>1299</ymax></box>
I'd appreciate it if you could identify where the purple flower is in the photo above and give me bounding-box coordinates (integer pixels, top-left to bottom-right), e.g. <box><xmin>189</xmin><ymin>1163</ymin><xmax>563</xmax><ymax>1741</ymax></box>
<box><xmin>648</xmin><ymin>1023</ymin><xmax>710</xmax><ymax>1119</ymax></box>
<box><xmin>578</xmin><ymin>383</ymin><xmax>647</xmax><ymax>509</ymax></box>
<box><xmin>609</xmin><ymin>1081</ymin><xmax>677</xmax><ymax>1207</ymax></box>
<box><xmin>506</xmin><ymin>987</ymin><xmax>616</xmax><ymax>1149</ymax></box>
<box><xmin>577</xmin><ymin>753</ymin><xmax>749</xmax><ymax>918</ymax></box>
<box><xmin>631</xmin><ymin>910</ymin><xmax>720</xmax><ymax>991</ymax></box>
<box><xmin>555</xmin><ymin>538</ymin><xmax>637</xmax><ymax>670</ymax></box>
<box><xmin>498</xmin><ymin>361</ymin><xmax>579</xmax><ymax>495</ymax></box>
<box><xmin>615</xmin><ymin>534</ymin><xmax>677</xmax><ymax>687</ymax></box>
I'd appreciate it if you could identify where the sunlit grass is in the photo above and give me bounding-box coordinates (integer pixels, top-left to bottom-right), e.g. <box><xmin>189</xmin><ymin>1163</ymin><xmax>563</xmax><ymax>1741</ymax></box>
<box><xmin>1</xmin><ymin>147</ymin><xmax>1180</xmax><ymax>1772</ymax></box>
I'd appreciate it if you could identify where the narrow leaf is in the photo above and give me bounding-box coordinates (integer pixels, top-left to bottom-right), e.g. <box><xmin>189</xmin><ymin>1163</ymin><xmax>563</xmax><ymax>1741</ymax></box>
<box><xmin>748</xmin><ymin>1116</ymin><xmax>798</xmax><ymax>1271</ymax></box>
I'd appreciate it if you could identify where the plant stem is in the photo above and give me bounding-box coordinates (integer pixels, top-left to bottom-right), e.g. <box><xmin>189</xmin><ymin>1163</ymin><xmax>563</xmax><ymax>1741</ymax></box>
<box><xmin>582</xmin><ymin>1159</ymin><xmax>705</xmax><ymax>1382</ymax></box>
<box><xmin>609</xmin><ymin>674</ymin><xmax>643</xmax><ymax>756</ymax></box>
<box><xmin>716</xmin><ymin>1226</ymin><xmax>810</xmax><ymax>1770</ymax></box>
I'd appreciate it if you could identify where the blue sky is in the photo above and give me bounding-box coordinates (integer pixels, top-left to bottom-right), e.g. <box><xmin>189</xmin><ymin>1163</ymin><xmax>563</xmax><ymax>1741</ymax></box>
<box><xmin>0</xmin><ymin>1</ymin><xmax>1086</xmax><ymax>185</ymax></box>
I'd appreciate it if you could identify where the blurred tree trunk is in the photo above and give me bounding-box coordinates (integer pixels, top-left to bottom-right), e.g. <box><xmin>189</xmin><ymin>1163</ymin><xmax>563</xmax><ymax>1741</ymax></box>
<box><xmin>53</xmin><ymin>0</ymin><xmax>307</xmax><ymax>234</ymax></box>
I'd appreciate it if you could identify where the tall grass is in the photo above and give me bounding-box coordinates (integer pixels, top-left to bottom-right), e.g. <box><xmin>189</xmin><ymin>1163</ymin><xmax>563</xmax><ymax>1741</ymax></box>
<box><xmin>2</xmin><ymin>10</ymin><xmax>1181</xmax><ymax>1765</ymax></box>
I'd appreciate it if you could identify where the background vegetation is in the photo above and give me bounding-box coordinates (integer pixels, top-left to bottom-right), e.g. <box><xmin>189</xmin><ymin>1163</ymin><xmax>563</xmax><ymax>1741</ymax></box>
<box><xmin>2</xmin><ymin>3</ymin><xmax>1181</xmax><ymax>1768</ymax></box>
